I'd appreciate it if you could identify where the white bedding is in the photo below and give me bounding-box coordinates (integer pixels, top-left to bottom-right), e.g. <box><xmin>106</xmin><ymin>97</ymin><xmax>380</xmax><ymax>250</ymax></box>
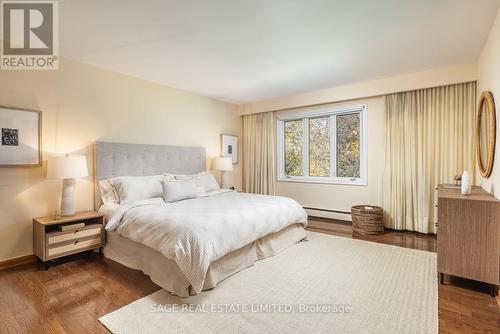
<box><xmin>102</xmin><ymin>191</ymin><xmax>308</xmax><ymax>293</ymax></box>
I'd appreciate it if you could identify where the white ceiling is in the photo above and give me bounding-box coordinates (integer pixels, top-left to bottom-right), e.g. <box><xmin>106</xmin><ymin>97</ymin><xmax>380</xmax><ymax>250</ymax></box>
<box><xmin>60</xmin><ymin>0</ymin><xmax>500</xmax><ymax>104</ymax></box>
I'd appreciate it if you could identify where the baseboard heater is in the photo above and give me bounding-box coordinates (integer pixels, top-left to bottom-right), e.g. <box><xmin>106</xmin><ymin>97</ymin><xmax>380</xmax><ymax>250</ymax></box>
<box><xmin>303</xmin><ymin>207</ymin><xmax>351</xmax><ymax>215</ymax></box>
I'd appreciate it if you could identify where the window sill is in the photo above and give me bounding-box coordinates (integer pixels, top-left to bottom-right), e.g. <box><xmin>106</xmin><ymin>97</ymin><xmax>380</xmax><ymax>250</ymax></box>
<box><xmin>277</xmin><ymin>177</ymin><xmax>367</xmax><ymax>186</ymax></box>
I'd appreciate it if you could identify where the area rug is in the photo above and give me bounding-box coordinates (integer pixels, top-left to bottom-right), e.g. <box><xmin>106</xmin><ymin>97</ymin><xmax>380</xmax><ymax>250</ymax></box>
<box><xmin>99</xmin><ymin>231</ymin><xmax>438</xmax><ymax>334</ymax></box>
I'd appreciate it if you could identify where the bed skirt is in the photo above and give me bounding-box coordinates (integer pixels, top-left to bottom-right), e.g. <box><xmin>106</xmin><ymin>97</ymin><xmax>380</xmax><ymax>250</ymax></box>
<box><xmin>103</xmin><ymin>224</ymin><xmax>306</xmax><ymax>297</ymax></box>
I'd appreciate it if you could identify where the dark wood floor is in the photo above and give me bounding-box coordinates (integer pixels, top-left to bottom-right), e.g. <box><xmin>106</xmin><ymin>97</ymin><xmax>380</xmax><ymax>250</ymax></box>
<box><xmin>0</xmin><ymin>218</ymin><xmax>498</xmax><ymax>334</ymax></box>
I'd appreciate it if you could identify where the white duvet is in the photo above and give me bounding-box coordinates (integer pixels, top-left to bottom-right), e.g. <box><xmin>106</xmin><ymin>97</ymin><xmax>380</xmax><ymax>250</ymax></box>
<box><xmin>103</xmin><ymin>190</ymin><xmax>308</xmax><ymax>293</ymax></box>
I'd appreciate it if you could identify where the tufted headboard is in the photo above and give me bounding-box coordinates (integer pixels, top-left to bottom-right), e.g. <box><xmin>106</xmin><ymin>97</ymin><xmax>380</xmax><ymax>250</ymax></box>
<box><xmin>94</xmin><ymin>141</ymin><xmax>206</xmax><ymax>209</ymax></box>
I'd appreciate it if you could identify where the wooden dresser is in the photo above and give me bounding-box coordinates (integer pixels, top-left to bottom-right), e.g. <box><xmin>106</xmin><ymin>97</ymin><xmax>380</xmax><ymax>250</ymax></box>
<box><xmin>437</xmin><ymin>185</ymin><xmax>500</xmax><ymax>295</ymax></box>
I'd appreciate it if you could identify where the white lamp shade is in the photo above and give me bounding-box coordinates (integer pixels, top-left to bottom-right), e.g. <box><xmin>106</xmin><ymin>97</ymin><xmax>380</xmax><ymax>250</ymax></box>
<box><xmin>213</xmin><ymin>157</ymin><xmax>233</xmax><ymax>171</ymax></box>
<box><xmin>47</xmin><ymin>155</ymin><xmax>89</xmax><ymax>179</ymax></box>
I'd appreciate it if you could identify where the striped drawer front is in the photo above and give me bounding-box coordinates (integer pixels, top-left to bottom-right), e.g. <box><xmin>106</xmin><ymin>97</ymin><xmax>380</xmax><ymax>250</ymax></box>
<box><xmin>47</xmin><ymin>238</ymin><xmax>102</xmax><ymax>257</ymax></box>
<box><xmin>47</xmin><ymin>225</ymin><xmax>101</xmax><ymax>245</ymax></box>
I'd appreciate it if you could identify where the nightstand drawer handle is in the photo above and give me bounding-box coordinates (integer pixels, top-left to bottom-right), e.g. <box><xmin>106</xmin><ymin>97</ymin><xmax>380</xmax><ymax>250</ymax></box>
<box><xmin>74</xmin><ymin>240</ymin><xmax>78</xmax><ymax>244</ymax></box>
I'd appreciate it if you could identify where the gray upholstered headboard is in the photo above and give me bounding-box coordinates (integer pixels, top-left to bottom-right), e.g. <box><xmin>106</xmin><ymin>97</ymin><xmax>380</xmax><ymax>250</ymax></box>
<box><xmin>94</xmin><ymin>141</ymin><xmax>206</xmax><ymax>209</ymax></box>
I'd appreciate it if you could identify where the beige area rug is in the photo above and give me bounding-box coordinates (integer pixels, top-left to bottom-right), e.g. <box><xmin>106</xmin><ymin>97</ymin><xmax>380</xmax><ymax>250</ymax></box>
<box><xmin>99</xmin><ymin>231</ymin><xmax>438</xmax><ymax>334</ymax></box>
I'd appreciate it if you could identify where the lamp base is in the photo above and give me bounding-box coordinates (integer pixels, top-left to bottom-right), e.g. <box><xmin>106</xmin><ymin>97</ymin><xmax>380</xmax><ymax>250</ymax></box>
<box><xmin>61</xmin><ymin>178</ymin><xmax>76</xmax><ymax>216</ymax></box>
<box><xmin>220</xmin><ymin>171</ymin><xmax>228</xmax><ymax>189</ymax></box>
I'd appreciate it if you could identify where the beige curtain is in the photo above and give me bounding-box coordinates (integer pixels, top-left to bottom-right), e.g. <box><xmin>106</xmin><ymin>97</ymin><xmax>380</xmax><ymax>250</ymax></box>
<box><xmin>382</xmin><ymin>82</ymin><xmax>476</xmax><ymax>234</ymax></box>
<box><xmin>242</xmin><ymin>111</ymin><xmax>276</xmax><ymax>195</ymax></box>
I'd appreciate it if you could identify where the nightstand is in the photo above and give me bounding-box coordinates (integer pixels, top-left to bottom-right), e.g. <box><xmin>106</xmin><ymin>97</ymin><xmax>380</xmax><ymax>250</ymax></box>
<box><xmin>33</xmin><ymin>211</ymin><xmax>105</xmax><ymax>269</ymax></box>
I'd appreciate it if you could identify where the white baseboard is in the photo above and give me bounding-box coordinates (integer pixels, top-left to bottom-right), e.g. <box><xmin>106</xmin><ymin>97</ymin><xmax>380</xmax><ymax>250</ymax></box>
<box><xmin>305</xmin><ymin>208</ymin><xmax>351</xmax><ymax>222</ymax></box>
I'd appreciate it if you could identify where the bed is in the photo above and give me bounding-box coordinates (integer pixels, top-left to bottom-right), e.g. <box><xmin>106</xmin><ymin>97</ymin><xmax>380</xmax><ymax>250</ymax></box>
<box><xmin>94</xmin><ymin>142</ymin><xmax>307</xmax><ymax>297</ymax></box>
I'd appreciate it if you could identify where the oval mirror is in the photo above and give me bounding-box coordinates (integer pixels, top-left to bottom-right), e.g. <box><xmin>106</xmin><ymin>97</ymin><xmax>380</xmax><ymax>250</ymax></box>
<box><xmin>476</xmin><ymin>91</ymin><xmax>496</xmax><ymax>177</ymax></box>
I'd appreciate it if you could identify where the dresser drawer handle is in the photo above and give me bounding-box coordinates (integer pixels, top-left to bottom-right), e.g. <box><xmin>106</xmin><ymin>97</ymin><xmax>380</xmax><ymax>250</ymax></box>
<box><xmin>74</xmin><ymin>240</ymin><xmax>78</xmax><ymax>244</ymax></box>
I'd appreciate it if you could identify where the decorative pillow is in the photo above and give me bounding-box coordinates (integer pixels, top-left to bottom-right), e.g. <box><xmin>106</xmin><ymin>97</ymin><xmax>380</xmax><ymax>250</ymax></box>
<box><xmin>98</xmin><ymin>179</ymin><xmax>119</xmax><ymax>205</ymax></box>
<box><xmin>173</xmin><ymin>172</ymin><xmax>211</xmax><ymax>193</ymax></box>
<box><xmin>164</xmin><ymin>173</ymin><xmax>176</xmax><ymax>180</ymax></box>
<box><xmin>162</xmin><ymin>179</ymin><xmax>199</xmax><ymax>203</ymax></box>
<box><xmin>173</xmin><ymin>173</ymin><xmax>198</xmax><ymax>180</ymax></box>
<box><xmin>164</xmin><ymin>174</ymin><xmax>175</xmax><ymax>182</ymax></box>
<box><xmin>110</xmin><ymin>175</ymin><xmax>165</xmax><ymax>204</ymax></box>
<box><xmin>198</xmin><ymin>172</ymin><xmax>220</xmax><ymax>192</ymax></box>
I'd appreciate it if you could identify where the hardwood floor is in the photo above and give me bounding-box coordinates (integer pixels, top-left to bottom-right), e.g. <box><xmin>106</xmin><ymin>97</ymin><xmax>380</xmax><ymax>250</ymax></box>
<box><xmin>0</xmin><ymin>218</ymin><xmax>497</xmax><ymax>333</ymax></box>
<box><xmin>307</xmin><ymin>217</ymin><xmax>437</xmax><ymax>252</ymax></box>
<box><xmin>0</xmin><ymin>254</ymin><xmax>158</xmax><ymax>334</ymax></box>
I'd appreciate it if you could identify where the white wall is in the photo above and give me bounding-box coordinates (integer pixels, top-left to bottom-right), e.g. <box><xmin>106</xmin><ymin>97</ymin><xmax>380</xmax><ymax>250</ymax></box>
<box><xmin>477</xmin><ymin>10</ymin><xmax>500</xmax><ymax>199</ymax></box>
<box><xmin>0</xmin><ymin>59</ymin><xmax>241</xmax><ymax>261</ymax></box>
<box><xmin>239</xmin><ymin>64</ymin><xmax>477</xmax><ymax>115</ymax></box>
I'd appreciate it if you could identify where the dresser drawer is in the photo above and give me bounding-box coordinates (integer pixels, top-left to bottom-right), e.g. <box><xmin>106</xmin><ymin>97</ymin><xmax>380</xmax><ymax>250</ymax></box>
<box><xmin>47</xmin><ymin>237</ymin><xmax>102</xmax><ymax>257</ymax></box>
<box><xmin>46</xmin><ymin>224</ymin><xmax>102</xmax><ymax>245</ymax></box>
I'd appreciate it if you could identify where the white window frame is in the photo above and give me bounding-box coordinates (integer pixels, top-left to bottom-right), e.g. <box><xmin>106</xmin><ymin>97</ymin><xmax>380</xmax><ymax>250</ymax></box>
<box><xmin>277</xmin><ymin>104</ymin><xmax>367</xmax><ymax>185</ymax></box>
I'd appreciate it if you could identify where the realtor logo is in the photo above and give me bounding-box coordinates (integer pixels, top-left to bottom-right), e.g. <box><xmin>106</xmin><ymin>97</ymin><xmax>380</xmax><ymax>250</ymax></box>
<box><xmin>1</xmin><ymin>1</ymin><xmax>58</xmax><ymax>70</ymax></box>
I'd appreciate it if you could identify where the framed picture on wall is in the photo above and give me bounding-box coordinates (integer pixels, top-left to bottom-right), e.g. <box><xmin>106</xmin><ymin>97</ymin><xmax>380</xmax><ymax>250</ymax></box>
<box><xmin>0</xmin><ymin>107</ymin><xmax>42</xmax><ymax>166</ymax></box>
<box><xmin>221</xmin><ymin>134</ymin><xmax>238</xmax><ymax>164</ymax></box>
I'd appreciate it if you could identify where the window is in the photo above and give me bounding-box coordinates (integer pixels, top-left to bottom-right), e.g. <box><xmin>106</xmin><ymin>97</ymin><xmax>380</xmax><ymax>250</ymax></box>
<box><xmin>277</xmin><ymin>105</ymin><xmax>366</xmax><ymax>185</ymax></box>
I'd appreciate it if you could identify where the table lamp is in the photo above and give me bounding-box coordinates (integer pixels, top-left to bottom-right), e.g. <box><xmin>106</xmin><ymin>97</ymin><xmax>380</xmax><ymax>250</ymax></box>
<box><xmin>213</xmin><ymin>157</ymin><xmax>233</xmax><ymax>188</ymax></box>
<box><xmin>47</xmin><ymin>155</ymin><xmax>89</xmax><ymax>216</ymax></box>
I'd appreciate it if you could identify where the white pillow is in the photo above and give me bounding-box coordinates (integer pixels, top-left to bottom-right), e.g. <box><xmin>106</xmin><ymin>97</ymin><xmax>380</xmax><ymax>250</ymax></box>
<box><xmin>199</xmin><ymin>172</ymin><xmax>220</xmax><ymax>192</ymax></box>
<box><xmin>164</xmin><ymin>173</ymin><xmax>175</xmax><ymax>180</ymax></box>
<box><xmin>110</xmin><ymin>175</ymin><xmax>165</xmax><ymax>204</ymax></box>
<box><xmin>162</xmin><ymin>179</ymin><xmax>199</xmax><ymax>202</ymax></box>
<box><xmin>173</xmin><ymin>173</ymin><xmax>198</xmax><ymax>180</ymax></box>
<box><xmin>164</xmin><ymin>174</ymin><xmax>175</xmax><ymax>182</ymax></box>
<box><xmin>173</xmin><ymin>172</ymin><xmax>220</xmax><ymax>192</ymax></box>
<box><xmin>98</xmin><ymin>179</ymin><xmax>119</xmax><ymax>205</ymax></box>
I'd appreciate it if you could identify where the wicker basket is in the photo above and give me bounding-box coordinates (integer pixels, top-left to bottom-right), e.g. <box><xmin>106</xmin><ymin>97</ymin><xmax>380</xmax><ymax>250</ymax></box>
<box><xmin>351</xmin><ymin>205</ymin><xmax>384</xmax><ymax>235</ymax></box>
